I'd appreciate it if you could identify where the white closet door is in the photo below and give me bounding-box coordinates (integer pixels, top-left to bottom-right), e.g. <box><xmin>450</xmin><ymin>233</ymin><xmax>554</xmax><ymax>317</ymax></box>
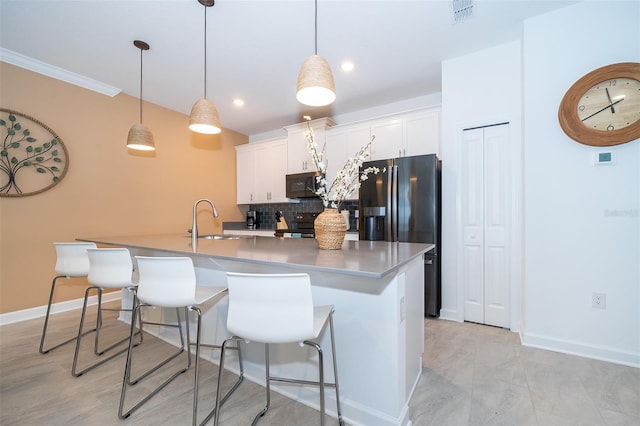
<box><xmin>462</xmin><ymin>128</ymin><xmax>485</xmax><ymax>323</ymax></box>
<box><xmin>483</xmin><ymin>125</ymin><xmax>510</xmax><ymax>327</ymax></box>
<box><xmin>462</xmin><ymin>124</ymin><xmax>510</xmax><ymax>328</ymax></box>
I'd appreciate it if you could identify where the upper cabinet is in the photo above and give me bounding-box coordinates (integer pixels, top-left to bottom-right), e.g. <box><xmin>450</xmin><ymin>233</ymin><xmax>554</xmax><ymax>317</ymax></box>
<box><xmin>235</xmin><ymin>108</ymin><xmax>440</xmax><ymax>206</ymax></box>
<box><xmin>369</xmin><ymin>108</ymin><xmax>441</xmax><ymax>160</ymax></box>
<box><xmin>370</xmin><ymin>118</ymin><xmax>403</xmax><ymax>160</ymax></box>
<box><xmin>324</xmin><ymin>125</ymin><xmax>371</xmax><ymax>201</ymax></box>
<box><xmin>236</xmin><ymin>138</ymin><xmax>288</xmax><ymax>204</ymax></box>
<box><xmin>286</xmin><ymin>118</ymin><xmax>335</xmax><ymax>174</ymax></box>
<box><xmin>404</xmin><ymin>108</ymin><xmax>440</xmax><ymax>157</ymax></box>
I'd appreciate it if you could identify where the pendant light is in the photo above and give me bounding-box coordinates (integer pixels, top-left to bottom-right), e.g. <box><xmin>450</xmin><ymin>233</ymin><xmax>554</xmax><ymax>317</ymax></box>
<box><xmin>189</xmin><ymin>0</ymin><xmax>222</xmax><ymax>134</ymax></box>
<box><xmin>296</xmin><ymin>0</ymin><xmax>336</xmax><ymax>107</ymax></box>
<box><xmin>126</xmin><ymin>40</ymin><xmax>155</xmax><ymax>151</ymax></box>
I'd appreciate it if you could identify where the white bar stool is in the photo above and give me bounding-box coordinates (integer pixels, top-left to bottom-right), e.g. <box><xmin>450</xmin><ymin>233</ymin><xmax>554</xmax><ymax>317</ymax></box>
<box><xmin>72</xmin><ymin>247</ymin><xmax>139</xmax><ymax>376</ymax></box>
<box><xmin>212</xmin><ymin>272</ymin><xmax>344</xmax><ymax>426</ymax></box>
<box><xmin>39</xmin><ymin>242</ymin><xmax>97</xmax><ymax>354</ymax></box>
<box><xmin>119</xmin><ymin>256</ymin><xmax>243</xmax><ymax>426</ymax></box>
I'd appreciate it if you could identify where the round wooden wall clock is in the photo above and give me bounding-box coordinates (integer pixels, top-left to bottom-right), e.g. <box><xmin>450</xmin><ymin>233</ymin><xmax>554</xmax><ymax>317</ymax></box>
<box><xmin>558</xmin><ymin>62</ymin><xmax>640</xmax><ymax>146</ymax></box>
<box><xmin>0</xmin><ymin>109</ymin><xmax>69</xmax><ymax>197</ymax></box>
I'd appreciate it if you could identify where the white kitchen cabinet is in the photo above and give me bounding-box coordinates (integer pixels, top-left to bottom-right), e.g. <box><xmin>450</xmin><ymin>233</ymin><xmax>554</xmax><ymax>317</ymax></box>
<box><xmin>346</xmin><ymin>107</ymin><xmax>441</xmax><ymax>161</ymax></box>
<box><xmin>254</xmin><ymin>139</ymin><xmax>287</xmax><ymax>202</ymax></box>
<box><xmin>404</xmin><ymin>108</ymin><xmax>440</xmax><ymax>157</ymax></box>
<box><xmin>286</xmin><ymin>118</ymin><xmax>335</xmax><ymax>174</ymax></box>
<box><xmin>325</xmin><ymin>124</ymin><xmax>371</xmax><ymax>201</ymax></box>
<box><xmin>370</xmin><ymin>118</ymin><xmax>403</xmax><ymax>160</ymax></box>
<box><xmin>286</xmin><ymin>128</ymin><xmax>314</xmax><ymax>173</ymax></box>
<box><xmin>236</xmin><ymin>145</ymin><xmax>255</xmax><ymax>204</ymax></box>
<box><xmin>235</xmin><ymin>138</ymin><xmax>288</xmax><ymax>204</ymax></box>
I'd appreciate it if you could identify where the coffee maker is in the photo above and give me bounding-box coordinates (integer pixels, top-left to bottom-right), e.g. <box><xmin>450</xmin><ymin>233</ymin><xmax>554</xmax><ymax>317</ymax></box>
<box><xmin>246</xmin><ymin>210</ymin><xmax>257</xmax><ymax>229</ymax></box>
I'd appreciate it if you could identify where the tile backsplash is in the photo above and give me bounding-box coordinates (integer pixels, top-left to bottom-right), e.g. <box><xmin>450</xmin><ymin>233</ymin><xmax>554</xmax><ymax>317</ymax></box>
<box><xmin>250</xmin><ymin>199</ymin><xmax>359</xmax><ymax>231</ymax></box>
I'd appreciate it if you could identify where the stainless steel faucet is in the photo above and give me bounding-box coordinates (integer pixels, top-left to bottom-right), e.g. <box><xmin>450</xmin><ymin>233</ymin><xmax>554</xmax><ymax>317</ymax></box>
<box><xmin>191</xmin><ymin>198</ymin><xmax>219</xmax><ymax>247</ymax></box>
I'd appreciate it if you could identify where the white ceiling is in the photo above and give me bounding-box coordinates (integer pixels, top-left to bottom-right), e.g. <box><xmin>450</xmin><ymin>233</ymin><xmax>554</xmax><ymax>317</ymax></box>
<box><xmin>0</xmin><ymin>0</ymin><xmax>578</xmax><ymax>137</ymax></box>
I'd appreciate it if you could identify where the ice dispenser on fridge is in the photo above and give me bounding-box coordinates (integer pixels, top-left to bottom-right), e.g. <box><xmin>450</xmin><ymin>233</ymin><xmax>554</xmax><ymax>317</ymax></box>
<box><xmin>362</xmin><ymin>207</ymin><xmax>385</xmax><ymax>241</ymax></box>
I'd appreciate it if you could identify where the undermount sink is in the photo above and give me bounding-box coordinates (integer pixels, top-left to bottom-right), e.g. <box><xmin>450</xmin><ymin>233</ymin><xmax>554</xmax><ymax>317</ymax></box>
<box><xmin>198</xmin><ymin>234</ymin><xmax>239</xmax><ymax>240</ymax></box>
<box><xmin>188</xmin><ymin>234</ymin><xmax>252</xmax><ymax>240</ymax></box>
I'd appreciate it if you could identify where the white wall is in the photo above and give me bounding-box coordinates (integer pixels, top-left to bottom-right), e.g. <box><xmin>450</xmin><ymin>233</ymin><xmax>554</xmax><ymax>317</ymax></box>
<box><xmin>441</xmin><ymin>1</ymin><xmax>639</xmax><ymax>367</ymax></box>
<box><xmin>440</xmin><ymin>40</ymin><xmax>523</xmax><ymax>325</ymax></box>
<box><xmin>521</xmin><ymin>1</ymin><xmax>639</xmax><ymax>367</ymax></box>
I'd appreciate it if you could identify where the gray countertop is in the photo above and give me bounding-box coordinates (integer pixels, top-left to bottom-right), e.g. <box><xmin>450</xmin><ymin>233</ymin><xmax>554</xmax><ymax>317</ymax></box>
<box><xmin>78</xmin><ymin>234</ymin><xmax>433</xmax><ymax>278</ymax></box>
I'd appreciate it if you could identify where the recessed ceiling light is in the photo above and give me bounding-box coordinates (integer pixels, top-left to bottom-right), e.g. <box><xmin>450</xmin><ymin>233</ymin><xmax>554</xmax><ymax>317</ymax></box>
<box><xmin>233</xmin><ymin>98</ymin><xmax>245</xmax><ymax>107</ymax></box>
<box><xmin>341</xmin><ymin>61</ymin><xmax>355</xmax><ymax>72</ymax></box>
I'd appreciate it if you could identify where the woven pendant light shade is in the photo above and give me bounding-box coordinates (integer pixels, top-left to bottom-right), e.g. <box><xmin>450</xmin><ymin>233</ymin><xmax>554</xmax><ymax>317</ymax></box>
<box><xmin>296</xmin><ymin>54</ymin><xmax>336</xmax><ymax>107</ymax></box>
<box><xmin>126</xmin><ymin>123</ymin><xmax>155</xmax><ymax>151</ymax></box>
<box><xmin>127</xmin><ymin>40</ymin><xmax>155</xmax><ymax>152</ymax></box>
<box><xmin>189</xmin><ymin>98</ymin><xmax>222</xmax><ymax>134</ymax></box>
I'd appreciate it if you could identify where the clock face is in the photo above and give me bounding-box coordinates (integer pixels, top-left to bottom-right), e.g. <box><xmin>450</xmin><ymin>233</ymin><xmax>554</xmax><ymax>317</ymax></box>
<box><xmin>577</xmin><ymin>77</ymin><xmax>640</xmax><ymax>131</ymax></box>
<box><xmin>558</xmin><ymin>62</ymin><xmax>640</xmax><ymax>146</ymax></box>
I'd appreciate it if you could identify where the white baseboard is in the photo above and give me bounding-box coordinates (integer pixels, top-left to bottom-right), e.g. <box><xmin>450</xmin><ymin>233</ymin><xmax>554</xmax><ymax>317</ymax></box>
<box><xmin>438</xmin><ymin>308</ymin><xmax>460</xmax><ymax>322</ymax></box>
<box><xmin>521</xmin><ymin>330</ymin><xmax>640</xmax><ymax>368</ymax></box>
<box><xmin>0</xmin><ymin>292</ymin><xmax>122</xmax><ymax>326</ymax></box>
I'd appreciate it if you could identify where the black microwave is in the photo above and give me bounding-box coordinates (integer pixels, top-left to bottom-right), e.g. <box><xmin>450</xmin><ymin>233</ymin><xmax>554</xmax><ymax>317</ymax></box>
<box><xmin>285</xmin><ymin>171</ymin><xmax>319</xmax><ymax>198</ymax></box>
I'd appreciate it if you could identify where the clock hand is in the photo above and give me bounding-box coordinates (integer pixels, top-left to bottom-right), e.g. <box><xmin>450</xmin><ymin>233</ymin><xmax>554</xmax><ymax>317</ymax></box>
<box><xmin>581</xmin><ymin>98</ymin><xmax>624</xmax><ymax>122</ymax></box>
<box><xmin>605</xmin><ymin>87</ymin><xmax>616</xmax><ymax>113</ymax></box>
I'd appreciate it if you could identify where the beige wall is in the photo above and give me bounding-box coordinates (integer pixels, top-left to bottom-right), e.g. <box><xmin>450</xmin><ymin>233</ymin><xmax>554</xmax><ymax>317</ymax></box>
<box><xmin>0</xmin><ymin>63</ymin><xmax>247</xmax><ymax>313</ymax></box>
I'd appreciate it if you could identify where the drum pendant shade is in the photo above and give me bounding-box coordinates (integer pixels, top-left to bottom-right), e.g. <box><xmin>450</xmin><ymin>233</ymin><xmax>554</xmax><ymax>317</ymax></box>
<box><xmin>189</xmin><ymin>0</ymin><xmax>222</xmax><ymax>135</ymax></box>
<box><xmin>296</xmin><ymin>0</ymin><xmax>335</xmax><ymax>107</ymax></box>
<box><xmin>296</xmin><ymin>54</ymin><xmax>336</xmax><ymax>107</ymax></box>
<box><xmin>127</xmin><ymin>40</ymin><xmax>155</xmax><ymax>151</ymax></box>
<box><xmin>127</xmin><ymin>123</ymin><xmax>155</xmax><ymax>151</ymax></box>
<box><xmin>189</xmin><ymin>98</ymin><xmax>221</xmax><ymax>134</ymax></box>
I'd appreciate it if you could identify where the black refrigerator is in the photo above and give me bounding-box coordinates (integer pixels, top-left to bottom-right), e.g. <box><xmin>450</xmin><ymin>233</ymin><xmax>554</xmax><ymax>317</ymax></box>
<box><xmin>358</xmin><ymin>154</ymin><xmax>441</xmax><ymax>317</ymax></box>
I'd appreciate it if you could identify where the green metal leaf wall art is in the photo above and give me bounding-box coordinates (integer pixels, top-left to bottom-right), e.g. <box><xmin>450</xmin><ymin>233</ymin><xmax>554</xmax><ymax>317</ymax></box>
<box><xmin>0</xmin><ymin>109</ymin><xmax>69</xmax><ymax>197</ymax></box>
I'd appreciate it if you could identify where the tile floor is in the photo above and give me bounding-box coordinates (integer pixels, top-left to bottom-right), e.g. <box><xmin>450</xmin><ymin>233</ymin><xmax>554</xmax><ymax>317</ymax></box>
<box><xmin>410</xmin><ymin>319</ymin><xmax>639</xmax><ymax>426</ymax></box>
<box><xmin>1</xmin><ymin>304</ymin><xmax>638</xmax><ymax>425</ymax></box>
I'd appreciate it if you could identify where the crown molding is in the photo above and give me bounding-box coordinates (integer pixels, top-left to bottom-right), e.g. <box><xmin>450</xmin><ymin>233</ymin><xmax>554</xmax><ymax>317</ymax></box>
<box><xmin>0</xmin><ymin>48</ymin><xmax>121</xmax><ymax>97</ymax></box>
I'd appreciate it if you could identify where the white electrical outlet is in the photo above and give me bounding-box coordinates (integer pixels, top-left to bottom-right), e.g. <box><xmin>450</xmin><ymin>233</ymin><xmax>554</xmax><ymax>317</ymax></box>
<box><xmin>592</xmin><ymin>292</ymin><xmax>606</xmax><ymax>309</ymax></box>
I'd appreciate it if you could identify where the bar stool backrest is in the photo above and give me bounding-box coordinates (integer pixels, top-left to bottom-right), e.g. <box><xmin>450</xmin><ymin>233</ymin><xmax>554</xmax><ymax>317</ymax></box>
<box><xmin>54</xmin><ymin>242</ymin><xmax>97</xmax><ymax>277</ymax></box>
<box><xmin>226</xmin><ymin>272</ymin><xmax>314</xmax><ymax>343</ymax></box>
<box><xmin>135</xmin><ymin>256</ymin><xmax>197</xmax><ymax>307</ymax></box>
<box><xmin>87</xmin><ymin>248</ymin><xmax>134</xmax><ymax>289</ymax></box>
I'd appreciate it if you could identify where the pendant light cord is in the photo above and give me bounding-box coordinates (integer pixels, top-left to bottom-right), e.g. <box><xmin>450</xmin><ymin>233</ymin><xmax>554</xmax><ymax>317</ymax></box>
<box><xmin>203</xmin><ymin>3</ymin><xmax>208</xmax><ymax>99</ymax></box>
<box><xmin>314</xmin><ymin>0</ymin><xmax>318</xmax><ymax>55</ymax></box>
<box><xmin>138</xmin><ymin>47</ymin><xmax>143</xmax><ymax>124</ymax></box>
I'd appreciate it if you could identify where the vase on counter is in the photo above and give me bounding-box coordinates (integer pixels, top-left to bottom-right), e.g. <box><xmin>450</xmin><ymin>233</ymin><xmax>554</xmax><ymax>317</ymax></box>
<box><xmin>314</xmin><ymin>208</ymin><xmax>348</xmax><ymax>250</ymax></box>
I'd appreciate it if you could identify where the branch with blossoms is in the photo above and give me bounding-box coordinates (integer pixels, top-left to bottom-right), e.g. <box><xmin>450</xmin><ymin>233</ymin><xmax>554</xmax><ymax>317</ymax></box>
<box><xmin>305</xmin><ymin>124</ymin><xmax>382</xmax><ymax>210</ymax></box>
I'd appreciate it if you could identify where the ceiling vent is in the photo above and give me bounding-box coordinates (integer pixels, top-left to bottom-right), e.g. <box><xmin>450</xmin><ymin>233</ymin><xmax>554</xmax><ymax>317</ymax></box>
<box><xmin>452</xmin><ymin>0</ymin><xmax>474</xmax><ymax>24</ymax></box>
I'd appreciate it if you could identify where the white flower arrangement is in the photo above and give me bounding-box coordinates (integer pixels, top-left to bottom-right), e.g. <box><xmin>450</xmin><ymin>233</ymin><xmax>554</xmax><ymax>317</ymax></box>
<box><xmin>305</xmin><ymin>124</ymin><xmax>381</xmax><ymax>209</ymax></box>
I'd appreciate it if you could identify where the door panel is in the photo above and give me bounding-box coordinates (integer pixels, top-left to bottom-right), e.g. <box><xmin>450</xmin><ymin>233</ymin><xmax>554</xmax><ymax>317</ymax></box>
<box><xmin>483</xmin><ymin>125</ymin><xmax>509</xmax><ymax>328</ymax></box>
<box><xmin>462</xmin><ymin>128</ymin><xmax>484</xmax><ymax>323</ymax></box>
<box><xmin>462</xmin><ymin>124</ymin><xmax>510</xmax><ymax>328</ymax></box>
<box><xmin>463</xmin><ymin>244</ymin><xmax>484</xmax><ymax>323</ymax></box>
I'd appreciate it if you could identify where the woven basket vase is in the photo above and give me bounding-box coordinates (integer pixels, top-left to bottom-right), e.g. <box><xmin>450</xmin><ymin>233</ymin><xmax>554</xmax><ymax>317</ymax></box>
<box><xmin>314</xmin><ymin>208</ymin><xmax>348</xmax><ymax>250</ymax></box>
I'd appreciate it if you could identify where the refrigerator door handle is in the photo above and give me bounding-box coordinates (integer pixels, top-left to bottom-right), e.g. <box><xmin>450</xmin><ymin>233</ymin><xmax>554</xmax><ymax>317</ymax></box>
<box><xmin>385</xmin><ymin>165</ymin><xmax>393</xmax><ymax>241</ymax></box>
<box><xmin>391</xmin><ymin>164</ymin><xmax>398</xmax><ymax>242</ymax></box>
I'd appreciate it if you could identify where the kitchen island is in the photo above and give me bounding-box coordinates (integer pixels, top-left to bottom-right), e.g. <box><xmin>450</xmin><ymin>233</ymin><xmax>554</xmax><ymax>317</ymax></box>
<box><xmin>78</xmin><ymin>234</ymin><xmax>432</xmax><ymax>426</ymax></box>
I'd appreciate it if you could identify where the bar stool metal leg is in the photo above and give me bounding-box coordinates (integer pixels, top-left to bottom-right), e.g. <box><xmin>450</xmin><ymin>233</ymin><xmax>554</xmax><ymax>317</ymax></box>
<box><xmin>328</xmin><ymin>314</ymin><xmax>344</xmax><ymax>425</ymax></box>
<box><xmin>252</xmin><ymin>343</ymin><xmax>272</xmax><ymax>425</ymax></box>
<box><xmin>71</xmin><ymin>286</ymin><xmax>141</xmax><ymax>377</ymax></box>
<box><xmin>210</xmin><ymin>337</ymin><xmax>246</xmax><ymax>426</ymax></box>
<box><xmin>119</xmin><ymin>305</ymin><xmax>188</xmax><ymax>419</ymax></box>
<box><xmin>39</xmin><ymin>275</ymin><xmax>98</xmax><ymax>354</ymax></box>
